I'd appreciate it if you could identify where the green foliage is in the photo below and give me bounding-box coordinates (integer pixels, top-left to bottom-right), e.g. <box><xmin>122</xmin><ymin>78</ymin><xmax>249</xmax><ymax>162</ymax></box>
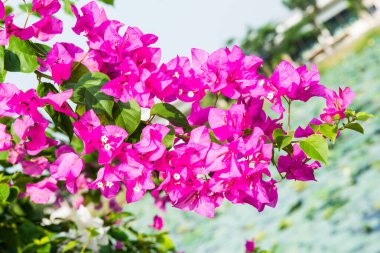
<box><xmin>299</xmin><ymin>134</ymin><xmax>329</xmax><ymax>164</ymax></box>
<box><xmin>113</xmin><ymin>100</ymin><xmax>141</xmax><ymax>135</ymax></box>
<box><xmin>72</xmin><ymin>72</ymin><xmax>114</xmax><ymax>118</ymax></box>
<box><xmin>5</xmin><ymin>36</ymin><xmax>39</xmax><ymax>73</ymax></box>
<box><xmin>282</xmin><ymin>0</ymin><xmax>317</xmax><ymax>11</ymax></box>
<box><xmin>150</xmin><ymin>103</ymin><xmax>191</xmax><ymax>132</ymax></box>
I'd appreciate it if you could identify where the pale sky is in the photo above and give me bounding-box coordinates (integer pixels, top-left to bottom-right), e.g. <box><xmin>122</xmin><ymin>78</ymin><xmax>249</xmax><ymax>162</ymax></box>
<box><xmin>103</xmin><ymin>0</ymin><xmax>290</xmax><ymax>60</ymax></box>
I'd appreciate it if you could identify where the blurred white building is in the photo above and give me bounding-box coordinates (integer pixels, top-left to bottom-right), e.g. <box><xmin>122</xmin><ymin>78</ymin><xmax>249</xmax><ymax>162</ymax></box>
<box><xmin>277</xmin><ymin>0</ymin><xmax>380</xmax><ymax>62</ymax></box>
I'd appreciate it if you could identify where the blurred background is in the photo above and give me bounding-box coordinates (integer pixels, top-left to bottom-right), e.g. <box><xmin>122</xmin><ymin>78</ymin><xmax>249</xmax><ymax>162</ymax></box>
<box><xmin>10</xmin><ymin>0</ymin><xmax>380</xmax><ymax>252</ymax></box>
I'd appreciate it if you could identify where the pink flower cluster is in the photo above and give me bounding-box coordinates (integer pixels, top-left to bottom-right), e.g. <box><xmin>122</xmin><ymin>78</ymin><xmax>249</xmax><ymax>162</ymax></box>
<box><xmin>0</xmin><ymin>1</ymin><xmax>355</xmax><ymax>217</ymax></box>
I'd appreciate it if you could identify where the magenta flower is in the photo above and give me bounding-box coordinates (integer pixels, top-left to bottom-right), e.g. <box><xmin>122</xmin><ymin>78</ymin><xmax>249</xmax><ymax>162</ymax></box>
<box><xmin>149</xmin><ymin>215</ymin><xmax>164</xmax><ymax>230</ymax></box>
<box><xmin>320</xmin><ymin>87</ymin><xmax>355</xmax><ymax>123</ymax></box>
<box><xmin>0</xmin><ymin>2</ymin><xmax>5</xmax><ymax>20</ymax></box>
<box><xmin>2</xmin><ymin>15</ymin><xmax>35</xmax><ymax>43</ymax></box>
<box><xmin>0</xmin><ymin>83</ymin><xmax>20</xmax><ymax>117</ymax></box>
<box><xmin>245</xmin><ymin>240</ymin><xmax>255</xmax><ymax>252</ymax></box>
<box><xmin>134</xmin><ymin>124</ymin><xmax>170</xmax><ymax>161</ymax></box>
<box><xmin>0</xmin><ymin>123</ymin><xmax>12</xmax><ymax>151</ymax></box>
<box><xmin>295</xmin><ymin>118</ymin><xmax>322</xmax><ymax>138</ymax></box>
<box><xmin>278</xmin><ymin>144</ymin><xmax>321</xmax><ymax>181</ymax></box>
<box><xmin>42</xmin><ymin>89</ymin><xmax>77</xmax><ymax>118</ymax></box>
<box><xmin>50</xmin><ymin>152</ymin><xmax>84</xmax><ymax>194</ymax></box>
<box><xmin>73</xmin><ymin>109</ymin><xmax>101</xmax><ymax>155</ymax></box>
<box><xmin>89</xmin><ymin>165</ymin><xmax>121</xmax><ymax>199</ymax></box>
<box><xmin>21</xmin><ymin>157</ymin><xmax>49</xmax><ymax>177</ymax></box>
<box><xmin>92</xmin><ymin>125</ymin><xmax>129</xmax><ymax>164</ymax></box>
<box><xmin>33</xmin><ymin>16</ymin><xmax>63</xmax><ymax>42</ymax></box>
<box><xmin>39</xmin><ymin>43</ymin><xmax>84</xmax><ymax>84</ymax></box>
<box><xmin>208</xmin><ymin>104</ymin><xmax>245</xmax><ymax>142</ymax></box>
<box><xmin>26</xmin><ymin>177</ymin><xmax>58</xmax><ymax>204</ymax></box>
<box><xmin>32</xmin><ymin>0</ymin><xmax>61</xmax><ymax>17</ymax></box>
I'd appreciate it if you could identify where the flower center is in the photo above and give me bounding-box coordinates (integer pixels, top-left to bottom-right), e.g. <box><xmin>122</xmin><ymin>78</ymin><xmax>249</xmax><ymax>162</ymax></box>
<box><xmin>173</xmin><ymin>173</ymin><xmax>181</xmax><ymax>180</ymax></box>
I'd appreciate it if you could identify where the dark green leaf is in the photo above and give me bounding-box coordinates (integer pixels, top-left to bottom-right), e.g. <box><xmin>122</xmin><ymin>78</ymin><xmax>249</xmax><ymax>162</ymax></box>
<box><xmin>5</xmin><ymin>36</ymin><xmax>38</xmax><ymax>73</ymax></box>
<box><xmin>273</xmin><ymin>129</ymin><xmax>293</xmax><ymax>150</ymax></box>
<box><xmin>345</xmin><ymin>122</ymin><xmax>364</xmax><ymax>134</ymax></box>
<box><xmin>299</xmin><ymin>134</ymin><xmax>328</xmax><ymax>165</ymax></box>
<box><xmin>113</xmin><ymin>100</ymin><xmax>141</xmax><ymax>135</ymax></box>
<box><xmin>7</xmin><ymin>186</ymin><xmax>19</xmax><ymax>202</ymax></box>
<box><xmin>109</xmin><ymin>227</ymin><xmax>128</xmax><ymax>241</ymax></box>
<box><xmin>0</xmin><ymin>183</ymin><xmax>10</xmax><ymax>202</ymax></box>
<box><xmin>73</xmin><ymin>72</ymin><xmax>114</xmax><ymax>118</ymax></box>
<box><xmin>127</xmin><ymin>122</ymin><xmax>147</xmax><ymax>144</ymax></box>
<box><xmin>150</xmin><ymin>103</ymin><xmax>191</xmax><ymax>131</ymax></box>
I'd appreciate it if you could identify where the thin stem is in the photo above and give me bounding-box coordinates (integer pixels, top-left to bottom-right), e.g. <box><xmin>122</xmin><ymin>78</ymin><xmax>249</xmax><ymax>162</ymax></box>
<box><xmin>22</xmin><ymin>0</ymin><xmax>31</xmax><ymax>28</ymax></box>
<box><xmin>271</xmin><ymin>156</ymin><xmax>284</xmax><ymax>180</ymax></box>
<box><xmin>72</xmin><ymin>50</ymin><xmax>89</xmax><ymax>72</ymax></box>
<box><xmin>287</xmin><ymin>100</ymin><xmax>291</xmax><ymax>133</ymax></box>
<box><xmin>213</xmin><ymin>92</ymin><xmax>220</xmax><ymax>107</ymax></box>
<box><xmin>34</xmin><ymin>71</ymin><xmax>53</xmax><ymax>81</ymax></box>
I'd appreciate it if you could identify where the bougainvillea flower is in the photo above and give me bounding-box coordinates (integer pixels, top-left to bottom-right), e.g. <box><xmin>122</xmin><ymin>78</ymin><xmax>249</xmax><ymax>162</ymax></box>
<box><xmin>92</xmin><ymin>125</ymin><xmax>129</xmax><ymax>164</ymax></box>
<box><xmin>39</xmin><ymin>42</ymin><xmax>84</xmax><ymax>84</ymax></box>
<box><xmin>21</xmin><ymin>157</ymin><xmax>49</xmax><ymax>177</ymax></box>
<box><xmin>134</xmin><ymin>124</ymin><xmax>170</xmax><ymax>161</ymax></box>
<box><xmin>33</xmin><ymin>16</ymin><xmax>63</xmax><ymax>42</ymax></box>
<box><xmin>32</xmin><ymin>0</ymin><xmax>61</xmax><ymax>16</ymax></box>
<box><xmin>149</xmin><ymin>215</ymin><xmax>164</xmax><ymax>230</ymax></box>
<box><xmin>2</xmin><ymin>15</ymin><xmax>35</xmax><ymax>42</ymax></box>
<box><xmin>245</xmin><ymin>240</ymin><xmax>255</xmax><ymax>252</ymax></box>
<box><xmin>0</xmin><ymin>123</ymin><xmax>12</xmax><ymax>151</ymax></box>
<box><xmin>294</xmin><ymin>118</ymin><xmax>322</xmax><ymax>138</ymax></box>
<box><xmin>89</xmin><ymin>165</ymin><xmax>121</xmax><ymax>198</ymax></box>
<box><xmin>0</xmin><ymin>83</ymin><xmax>20</xmax><ymax>116</ymax></box>
<box><xmin>42</xmin><ymin>89</ymin><xmax>77</xmax><ymax>118</ymax></box>
<box><xmin>320</xmin><ymin>87</ymin><xmax>354</xmax><ymax>123</ymax></box>
<box><xmin>71</xmin><ymin>1</ymin><xmax>108</xmax><ymax>36</ymax></box>
<box><xmin>50</xmin><ymin>152</ymin><xmax>84</xmax><ymax>194</ymax></box>
<box><xmin>208</xmin><ymin>104</ymin><xmax>245</xmax><ymax>142</ymax></box>
<box><xmin>26</xmin><ymin>177</ymin><xmax>58</xmax><ymax>204</ymax></box>
<box><xmin>124</xmin><ymin>170</ymin><xmax>155</xmax><ymax>203</ymax></box>
<box><xmin>73</xmin><ymin>109</ymin><xmax>101</xmax><ymax>155</ymax></box>
<box><xmin>278</xmin><ymin>144</ymin><xmax>321</xmax><ymax>181</ymax></box>
<box><xmin>0</xmin><ymin>2</ymin><xmax>5</xmax><ymax>20</ymax></box>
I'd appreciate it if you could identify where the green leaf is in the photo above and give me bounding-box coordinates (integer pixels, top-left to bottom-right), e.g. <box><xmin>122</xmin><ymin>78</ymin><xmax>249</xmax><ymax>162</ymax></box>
<box><xmin>62</xmin><ymin>241</ymin><xmax>78</xmax><ymax>252</ymax></box>
<box><xmin>356</xmin><ymin>112</ymin><xmax>374</xmax><ymax>121</ymax></box>
<box><xmin>273</xmin><ymin>129</ymin><xmax>293</xmax><ymax>150</ymax></box>
<box><xmin>0</xmin><ymin>151</ymin><xmax>8</xmax><ymax>161</ymax></box>
<box><xmin>150</xmin><ymin>103</ymin><xmax>191</xmax><ymax>131</ymax></box>
<box><xmin>156</xmin><ymin>234</ymin><xmax>175</xmax><ymax>251</ymax></box>
<box><xmin>7</xmin><ymin>186</ymin><xmax>19</xmax><ymax>202</ymax></box>
<box><xmin>73</xmin><ymin>72</ymin><xmax>114</xmax><ymax>118</ymax></box>
<box><xmin>272</xmin><ymin>128</ymin><xmax>284</xmax><ymax>139</ymax></box>
<box><xmin>0</xmin><ymin>183</ymin><xmax>10</xmax><ymax>202</ymax></box>
<box><xmin>299</xmin><ymin>134</ymin><xmax>328</xmax><ymax>165</ymax></box>
<box><xmin>99</xmin><ymin>0</ymin><xmax>114</xmax><ymax>5</ymax></box>
<box><xmin>319</xmin><ymin>124</ymin><xmax>338</xmax><ymax>144</ymax></box>
<box><xmin>113</xmin><ymin>100</ymin><xmax>141</xmax><ymax>135</ymax></box>
<box><xmin>109</xmin><ymin>227</ymin><xmax>128</xmax><ymax>241</ymax></box>
<box><xmin>5</xmin><ymin>36</ymin><xmax>38</xmax><ymax>73</ymax></box>
<box><xmin>127</xmin><ymin>122</ymin><xmax>147</xmax><ymax>144</ymax></box>
<box><xmin>0</xmin><ymin>46</ymin><xmax>6</xmax><ymax>82</ymax></box>
<box><xmin>345</xmin><ymin>122</ymin><xmax>364</xmax><ymax>134</ymax></box>
<box><xmin>162</xmin><ymin>125</ymin><xmax>175</xmax><ymax>149</ymax></box>
<box><xmin>63</xmin><ymin>0</ymin><xmax>75</xmax><ymax>15</ymax></box>
<box><xmin>310</xmin><ymin>124</ymin><xmax>320</xmax><ymax>133</ymax></box>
